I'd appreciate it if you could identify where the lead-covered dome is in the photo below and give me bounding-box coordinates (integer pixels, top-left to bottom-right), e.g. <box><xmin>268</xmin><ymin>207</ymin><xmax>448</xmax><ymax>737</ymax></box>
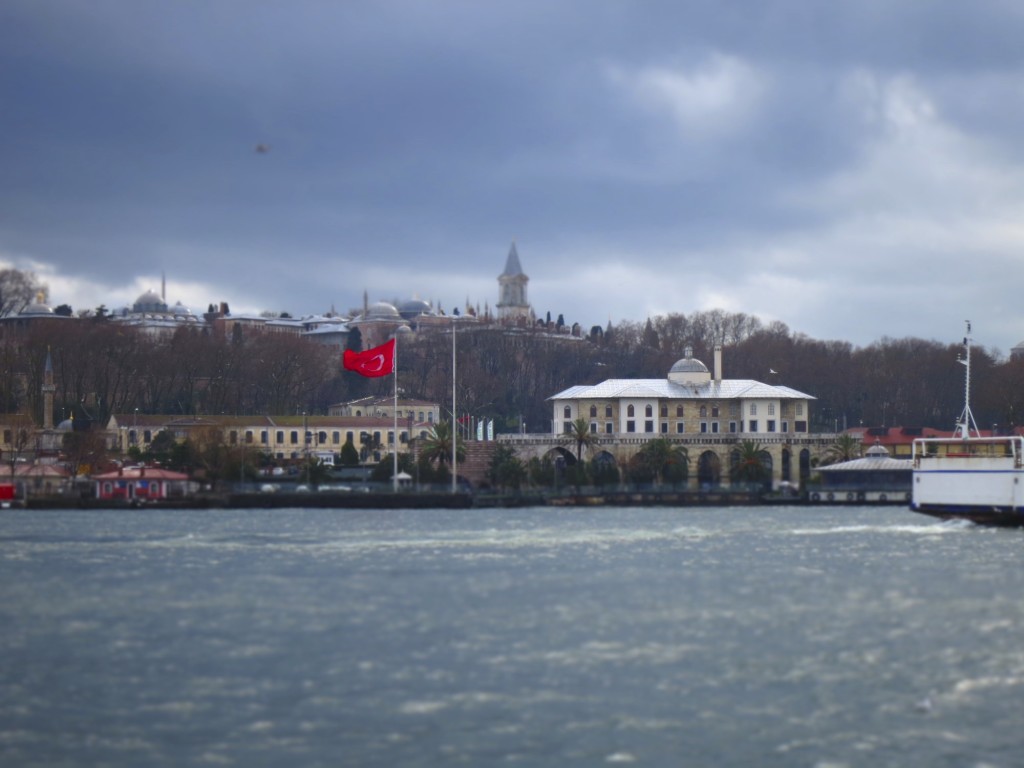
<box><xmin>20</xmin><ymin>298</ymin><xmax>54</xmax><ymax>316</ymax></box>
<box><xmin>364</xmin><ymin>301</ymin><xmax>401</xmax><ymax>321</ymax></box>
<box><xmin>133</xmin><ymin>290</ymin><xmax>167</xmax><ymax>313</ymax></box>
<box><xmin>399</xmin><ymin>298</ymin><xmax>433</xmax><ymax>320</ymax></box>
<box><xmin>668</xmin><ymin>346</ymin><xmax>711</xmax><ymax>385</ymax></box>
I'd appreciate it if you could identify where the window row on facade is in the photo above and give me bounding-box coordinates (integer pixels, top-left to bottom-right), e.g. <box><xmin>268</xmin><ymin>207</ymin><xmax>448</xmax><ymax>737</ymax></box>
<box><xmin>572</xmin><ymin>402</ymin><xmax>800</xmax><ymax>419</ymax></box>
<box><xmin>566</xmin><ymin>419</ymin><xmax>807</xmax><ymax>435</ymax></box>
<box><xmin>561</xmin><ymin>401</ymin><xmax>808</xmax><ymax>437</ymax></box>
<box><xmin>122</xmin><ymin>426</ymin><xmax>437</xmax><ymax>461</ymax></box>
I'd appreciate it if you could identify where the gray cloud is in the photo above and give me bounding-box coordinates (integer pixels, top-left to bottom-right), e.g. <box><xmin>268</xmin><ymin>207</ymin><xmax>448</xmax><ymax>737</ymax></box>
<box><xmin>3</xmin><ymin>0</ymin><xmax>1024</xmax><ymax>353</ymax></box>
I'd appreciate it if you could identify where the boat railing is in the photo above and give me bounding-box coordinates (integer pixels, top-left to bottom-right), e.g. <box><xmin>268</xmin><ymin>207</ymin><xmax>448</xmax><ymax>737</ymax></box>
<box><xmin>911</xmin><ymin>436</ymin><xmax>1024</xmax><ymax>468</ymax></box>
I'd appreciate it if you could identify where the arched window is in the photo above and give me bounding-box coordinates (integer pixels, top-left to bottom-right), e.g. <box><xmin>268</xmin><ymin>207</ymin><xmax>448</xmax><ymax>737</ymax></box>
<box><xmin>590</xmin><ymin>405</ymin><xmax>597</xmax><ymax>418</ymax></box>
<box><xmin>676</xmin><ymin>405</ymin><xmax>684</xmax><ymax>417</ymax></box>
<box><xmin>645</xmin><ymin>404</ymin><xmax>653</xmax><ymax>417</ymax></box>
<box><xmin>700</xmin><ymin>406</ymin><xmax>707</xmax><ymax>418</ymax></box>
<box><xmin>627</xmin><ymin>404</ymin><xmax>635</xmax><ymax>417</ymax></box>
<box><xmin>563</xmin><ymin>405</ymin><xmax>572</xmax><ymax>418</ymax></box>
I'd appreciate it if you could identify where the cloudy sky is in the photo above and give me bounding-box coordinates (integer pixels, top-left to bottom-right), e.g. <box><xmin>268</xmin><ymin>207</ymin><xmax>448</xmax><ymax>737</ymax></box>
<box><xmin>4</xmin><ymin>1</ymin><xmax>1024</xmax><ymax>354</ymax></box>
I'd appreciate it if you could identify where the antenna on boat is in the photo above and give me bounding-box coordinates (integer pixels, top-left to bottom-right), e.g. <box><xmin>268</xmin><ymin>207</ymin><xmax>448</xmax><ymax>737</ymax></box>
<box><xmin>954</xmin><ymin>320</ymin><xmax>980</xmax><ymax>439</ymax></box>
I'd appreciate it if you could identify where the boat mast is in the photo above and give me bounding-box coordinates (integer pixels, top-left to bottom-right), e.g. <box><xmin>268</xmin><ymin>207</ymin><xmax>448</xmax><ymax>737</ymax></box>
<box><xmin>955</xmin><ymin>320</ymin><xmax>981</xmax><ymax>439</ymax></box>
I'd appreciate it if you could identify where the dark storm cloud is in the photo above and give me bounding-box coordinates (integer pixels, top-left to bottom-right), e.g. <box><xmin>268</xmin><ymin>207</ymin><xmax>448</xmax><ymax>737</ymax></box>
<box><xmin>3</xmin><ymin>1</ymin><xmax>1024</xmax><ymax>351</ymax></box>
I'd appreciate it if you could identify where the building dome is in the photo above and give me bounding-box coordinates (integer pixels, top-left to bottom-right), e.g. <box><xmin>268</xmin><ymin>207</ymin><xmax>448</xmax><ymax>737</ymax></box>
<box><xmin>668</xmin><ymin>346</ymin><xmax>711</xmax><ymax>385</ymax></box>
<box><xmin>669</xmin><ymin>356</ymin><xmax>708</xmax><ymax>375</ymax></box>
<box><xmin>864</xmin><ymin>441</ymin><xmax>890</xmax><ymax>458</ymax></box>
<box><xmin>399</xmin><ymin>298</ymin><xmax>433</xmax><ymax>320</ymax></box>
<box><xmin>133</xmin><ymin>290</ymin><xmax>167</xmax><ymax>314</ymax></box>
<box><xmin>170</xmin><ymin>301</ymin><xmax>193</xmax><ymax>317</ymax></box>
<box><xmin>20</xmin><ymin>298</ymin><xmax>54</xmax><ymax>316</ymax></box>
<box><xmin>364</xmin><ymin>301</ymin><xmax>401</xmax><ymax>320</ymax></box>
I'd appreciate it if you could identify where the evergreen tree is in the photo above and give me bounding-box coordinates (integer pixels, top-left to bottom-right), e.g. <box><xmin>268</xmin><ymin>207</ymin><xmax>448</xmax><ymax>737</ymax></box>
<box><xmin>339</xmin><ymin>438</ymin><xmax>360</xmax><ymax>466</ymax></box>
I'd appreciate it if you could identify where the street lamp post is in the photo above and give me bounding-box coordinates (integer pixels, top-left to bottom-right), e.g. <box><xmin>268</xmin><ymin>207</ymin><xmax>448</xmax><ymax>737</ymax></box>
<box><xmin>303</xmin><ymin>411</ymin><xmax>309</xmax><ymax>486</ymax></box>
<box><xmin>451</xmin><ymin>317</ymin><xmax>457</xmax><ymax>493</ymax></box>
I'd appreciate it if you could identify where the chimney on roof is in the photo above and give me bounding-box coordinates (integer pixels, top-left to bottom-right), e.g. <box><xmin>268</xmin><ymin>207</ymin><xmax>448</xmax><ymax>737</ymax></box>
<box><xmin>714</xmin><ymin>344</ymin><xmax>722</xmax><ymax>384</ymax></box>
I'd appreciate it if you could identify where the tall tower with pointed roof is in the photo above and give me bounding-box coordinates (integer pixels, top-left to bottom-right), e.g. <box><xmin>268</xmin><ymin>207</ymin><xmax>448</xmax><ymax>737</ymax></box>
<box><xmin>496</xmin><ymin>242</ymin><xmax>531</xmax><ymax>321</ymax></box>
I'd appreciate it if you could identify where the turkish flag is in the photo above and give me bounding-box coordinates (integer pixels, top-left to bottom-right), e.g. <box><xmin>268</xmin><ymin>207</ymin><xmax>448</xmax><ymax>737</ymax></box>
<box><xmin>343</xmin><ymin>339</ymin><xmax>396</xmax><ymax>377</ymax></box>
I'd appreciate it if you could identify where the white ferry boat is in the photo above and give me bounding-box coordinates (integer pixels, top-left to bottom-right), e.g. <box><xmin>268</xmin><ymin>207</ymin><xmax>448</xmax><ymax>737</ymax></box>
<box><xmin>910</xmin><ymin>323</ymin><xmax>1024</xmax><ymax>525</ymax></box>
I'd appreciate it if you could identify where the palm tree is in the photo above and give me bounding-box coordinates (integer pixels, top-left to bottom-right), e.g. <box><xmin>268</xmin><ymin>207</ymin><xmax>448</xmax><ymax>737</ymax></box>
<box><xmin>487</xmin><ymin>445</ymin><xmax>527</xmax><ymax>491</ymax></box>
<box><xmin>636</xmin><ymin>437</ymin><xmax>689</xmax><ymax>486</ymax></box>
<box><xmin>359</xmin><ymin>431</ymin><xmax>383</xmax><ymax>462</ymax></box>
<box><xmin>730</xmin><ymin>439</ymin><xmax>768</xmax><ymax>485</ymax></box>
<box><xmin>562</xmin><ymin>417</ymin><xmax>599</xmax><ymax>463</ymax></box>
<box><xmin>419</xmin><ymin>420</ymin><xmax>465</xmax><ymax>470</ymax></box>
<box><xmin>823</xmin><ymin>433</ymin><xmax>862</xmax><ymax>465</ymax></box>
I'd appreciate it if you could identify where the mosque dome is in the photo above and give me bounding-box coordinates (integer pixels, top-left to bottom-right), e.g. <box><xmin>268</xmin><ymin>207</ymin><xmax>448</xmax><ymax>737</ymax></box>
<box><xmin>399</xmin><ymin>298</ymin><xmax>433</xmax><ymax>320</ymax></box>
<box><xmin>364</xmin><ymin>301</ymin><xmax>401</xmax><ymax>321</ymax></box>
<box><xmin>170</xmin><ymin>301</ymin><xmax>193</xmax><ymax>317</ymax></box>
<box><xmin>133</xmin><ymin>289</ymin><xmax>168</xmax><ymax>314</ymax></box>
<box><xmin>668</xmin><ymin>346</ymin><xmax>711</xmax><ymax>385</ymax></box>
<box><xmin>20</xmin><ymin>297</ymin><xmax>54</xmax><ymax>316</ymax></box>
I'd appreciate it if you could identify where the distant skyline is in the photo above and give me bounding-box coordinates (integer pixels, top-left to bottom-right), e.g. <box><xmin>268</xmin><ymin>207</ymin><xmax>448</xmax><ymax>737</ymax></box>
<box><xmin>4</xmin><ymin>2</ymin><xmax>1024</xmax><ymax>354</ymax></box>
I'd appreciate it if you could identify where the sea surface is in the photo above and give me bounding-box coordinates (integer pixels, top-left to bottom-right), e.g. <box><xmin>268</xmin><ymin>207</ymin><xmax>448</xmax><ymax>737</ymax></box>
<box><xmin>1</xmin><ymin>505</ymin><xmax>1022</xmax><ymax>767</ymax></box>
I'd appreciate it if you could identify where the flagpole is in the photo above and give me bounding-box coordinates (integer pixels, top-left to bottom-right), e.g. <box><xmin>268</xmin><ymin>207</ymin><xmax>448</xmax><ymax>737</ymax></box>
<box><xmin>452</xmin><ymin>316</ymin><xmax>457</xmax><ymax>494</ymax></box>
<box><xmin>392</xmin><ymin>335</ymin><xmax>399</xmax><ymax>493</ymax></box>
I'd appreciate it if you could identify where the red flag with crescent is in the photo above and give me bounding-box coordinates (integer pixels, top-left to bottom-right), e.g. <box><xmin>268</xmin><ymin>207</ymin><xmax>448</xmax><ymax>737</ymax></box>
<box><xmin>343</xmin><ymin>339</ymin><xmax>395</xmax><ymax>377</ymax></box>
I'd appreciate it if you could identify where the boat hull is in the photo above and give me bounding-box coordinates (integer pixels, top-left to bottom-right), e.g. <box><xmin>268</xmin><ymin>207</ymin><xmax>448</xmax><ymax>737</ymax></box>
<box><xmin>911</xmin><ymin>443</ymin><xmax>1024</xmax><ymax>526</ymax></box>
<box><xmin>910</xmin><ymin>503</ymin><xmax>1024</xmax><ymax>527</ymax></box>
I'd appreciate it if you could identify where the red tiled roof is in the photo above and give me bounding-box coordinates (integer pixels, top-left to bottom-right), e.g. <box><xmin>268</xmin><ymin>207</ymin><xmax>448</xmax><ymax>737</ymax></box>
<box><xmin>92</xmin><ymin>467</ymin><xmax>189</xmax><ymax>481</ymax></box>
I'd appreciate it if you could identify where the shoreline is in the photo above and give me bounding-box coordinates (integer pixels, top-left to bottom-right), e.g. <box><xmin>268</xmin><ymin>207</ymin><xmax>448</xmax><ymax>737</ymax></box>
<box><xmin>13</xmin><ymin>488</ymin><xmax>909</xmax><ymax>510</ymax></box>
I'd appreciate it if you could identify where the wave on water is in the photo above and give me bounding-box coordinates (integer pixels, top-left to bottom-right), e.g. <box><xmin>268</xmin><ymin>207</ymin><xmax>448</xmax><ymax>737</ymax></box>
<box><xmin>47</xmin><ymin>524</ymin><xmax>693</xmax><ymax>561</ymax></box>
<box><xmin>669</xmin><ymin>526</ymin><xmax>719</xmax><ymax>541</ymax></box>
<box><xmin>314</xmin><ymin>526</ymin><xmax>684</xmax><ymax>557</ymax></box>
<box><xmin>790</xmin><ymin>520</ymin><xmax>973</xmax><ymax>536</ymax></box>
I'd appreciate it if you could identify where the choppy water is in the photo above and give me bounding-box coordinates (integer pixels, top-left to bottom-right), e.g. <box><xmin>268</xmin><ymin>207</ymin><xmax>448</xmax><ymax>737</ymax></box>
<box><xmin>1</xmin><ymin>505</ymin><xmax>1022</xmax><ymax>767</ymax></box>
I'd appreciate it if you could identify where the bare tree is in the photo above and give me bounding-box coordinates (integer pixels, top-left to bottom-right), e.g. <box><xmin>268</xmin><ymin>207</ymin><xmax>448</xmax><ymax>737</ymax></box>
<box><xmin>0</xmin><ymin>268</ymin><xmax>46</xmax><ymax>318</ymax></box>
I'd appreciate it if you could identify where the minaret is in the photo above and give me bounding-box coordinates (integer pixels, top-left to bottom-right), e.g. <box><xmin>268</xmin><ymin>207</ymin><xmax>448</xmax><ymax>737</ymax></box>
<box><xmin>496</xmin><ymin>241</ymin><xmax>530</xmax><ymax>321</ymax></box>
<box><xmin>42</xmin><ymin>348</ymin><xmax>55</xmax><ymax>430</ymax></box>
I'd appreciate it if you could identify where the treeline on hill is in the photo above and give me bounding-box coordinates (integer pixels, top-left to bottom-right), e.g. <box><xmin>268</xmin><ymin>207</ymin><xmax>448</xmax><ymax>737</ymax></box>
<box><xmin>3</xmin><ymin>308</ymin><xmax>1024</xmax><ymax>435</ymax></box>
